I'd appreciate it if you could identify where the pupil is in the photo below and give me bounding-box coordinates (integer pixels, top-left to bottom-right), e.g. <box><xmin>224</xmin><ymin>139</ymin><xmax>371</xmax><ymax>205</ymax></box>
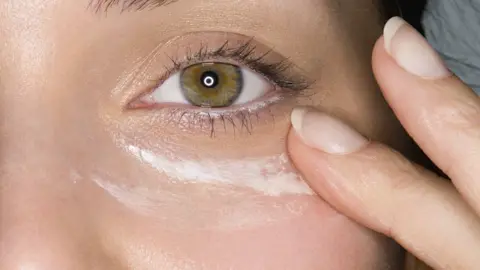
<box><xmin>200</xmin><ymin>71</ymin><xmax>219</xmax><ymax>88</ymax></box>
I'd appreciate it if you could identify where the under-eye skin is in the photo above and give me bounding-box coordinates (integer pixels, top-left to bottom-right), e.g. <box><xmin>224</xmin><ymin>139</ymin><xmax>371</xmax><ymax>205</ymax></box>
<box><xmin>128</xmin><ymin>38</ymin><xmax>313</xmax><ymax>136</ymax></box>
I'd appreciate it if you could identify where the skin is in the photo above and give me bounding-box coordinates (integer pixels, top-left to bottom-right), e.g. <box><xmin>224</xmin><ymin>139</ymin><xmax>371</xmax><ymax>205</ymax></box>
<box><xmin>0</xmin><ymin>1</ymin><xmax>418</xmax><ymax>269</ymax></box>
<box><xmin>289</xmin><ymin>18</ymin><xmax>480</xmax><ymax>270</ymax></box>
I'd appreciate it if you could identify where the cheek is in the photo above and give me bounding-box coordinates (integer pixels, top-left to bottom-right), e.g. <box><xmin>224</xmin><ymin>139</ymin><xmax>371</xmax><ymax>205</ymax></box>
<box><xmin>75</xmin><ymin>135</ymin><xmax>403</xmax><ymax>270</ymax></box>
<box><xmin>90</xmin><ymin>173</ymin><xmax>402</xmax><ymax>270</ymax></box>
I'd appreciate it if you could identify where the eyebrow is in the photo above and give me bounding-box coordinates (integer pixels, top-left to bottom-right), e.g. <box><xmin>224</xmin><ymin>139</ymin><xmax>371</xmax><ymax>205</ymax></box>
<box><xmin>89</xmin><ymin>0</ymin><xmax>178</xmax><ymax>12</ymax></box>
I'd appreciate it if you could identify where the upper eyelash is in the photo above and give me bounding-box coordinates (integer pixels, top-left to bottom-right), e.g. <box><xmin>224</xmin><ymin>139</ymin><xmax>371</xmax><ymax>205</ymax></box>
<box><xmin>89</xmin><ymin>0</ymin><xmax>177</xmax><ymax>13</ymax></box>
<box><xmin>158</xmin><ymin>39</ymin><xmax>314</xmax><ymax>94</ymax></box>
<box><xmin>139</xmin><ymin>38</ymin><xmax>315</xmax><ymax>138</ymax></box>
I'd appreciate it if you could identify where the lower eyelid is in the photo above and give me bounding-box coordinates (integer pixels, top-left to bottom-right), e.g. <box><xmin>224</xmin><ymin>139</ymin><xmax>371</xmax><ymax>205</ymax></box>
<box><xmin>164</xmin><ymin>98</ymin><xmax>280</xmax><ymax>137</ymax></box>
<box><xmin>116</xmin><ymin>33</ymin><xmax>315</xmax><ymax>139</ymax></box>
<box><xmin>126</xmin><ymin>74</ymin><xmax>305</xmax><ymax>138</ymax></box>
<box><xmin>114</xmin><ymin>32</ymin><xmax>314</xmax><ymax>113</ymax></box>
<box><xmin>133</xmin><ymin>92</ymin><xmax>290</xmax><ymax>139</ymax></box>
<box><xmin>106</xmin><ymin>92</ymin><xmax>305</xmax><ymax>164</ymax></box>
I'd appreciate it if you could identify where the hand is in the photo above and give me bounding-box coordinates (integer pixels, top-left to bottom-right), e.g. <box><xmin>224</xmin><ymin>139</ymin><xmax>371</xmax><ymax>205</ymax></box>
<box><xmin>287</xmin><ymin>17</ymin><xmax>480</xmax><ymax>270</ymax></box>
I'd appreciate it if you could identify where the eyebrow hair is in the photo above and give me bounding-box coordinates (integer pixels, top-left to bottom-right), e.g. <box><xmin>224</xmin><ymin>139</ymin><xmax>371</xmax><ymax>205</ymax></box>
<box><xmin>89</xmin><ymin>0</ymin><xmax>178</xmax><ymax>13</ymax></box>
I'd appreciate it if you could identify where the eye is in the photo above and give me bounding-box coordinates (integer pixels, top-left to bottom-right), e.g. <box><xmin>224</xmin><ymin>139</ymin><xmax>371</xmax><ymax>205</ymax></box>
<box><xmin>148</xmin><ymin>63</ymin><xmax>271</xmax><ymax>108</ymax></box>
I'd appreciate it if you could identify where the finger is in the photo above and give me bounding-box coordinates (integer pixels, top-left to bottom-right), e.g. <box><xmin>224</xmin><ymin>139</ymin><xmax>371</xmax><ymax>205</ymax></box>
<box><xmin>288</xmin><ymin>108</ymin><xmax>480</xmax><ymax>270</ymax></box>
<box><xmin>373</xmin><ymin>17</ymin><xmax>480</xmax><ymax>216</ymax></box>
<box><xmin>404</xmin><ymin>254</ymin><xmax>433</xmax><ymax>270</ymax></box>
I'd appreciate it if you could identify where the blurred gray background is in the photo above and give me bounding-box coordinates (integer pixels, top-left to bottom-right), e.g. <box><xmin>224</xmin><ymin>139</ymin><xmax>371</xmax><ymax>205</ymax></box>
<box><xmin>422</xmin><ymin>0</ymin><xmax>480</xmax><ymax>94</ymax></box>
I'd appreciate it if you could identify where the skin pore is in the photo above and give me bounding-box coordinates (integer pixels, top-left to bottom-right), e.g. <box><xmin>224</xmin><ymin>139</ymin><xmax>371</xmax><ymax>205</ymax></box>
<box><xmin>0</xmin><ymin>0</ymin><xmax>417</xmax><ymax>269</ymax></box>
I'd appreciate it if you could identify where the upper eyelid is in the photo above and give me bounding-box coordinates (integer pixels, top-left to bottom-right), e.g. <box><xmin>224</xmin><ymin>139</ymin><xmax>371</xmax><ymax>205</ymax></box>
<box><xmin>114</xmin><ymin>33</ymin><xmax>316</xmax><ymax>108</ymax></box>
<box><xmin>157</xmin><ymin>39</ymin><xmax>314</xmax><ymax>93</ymax></box>
<box><xmin>165</xmin><ymin>39</ymin><xmax>271</xmax><ymax>72</ymax></box>
<box><xmin>89</xmin><ymin>0</ymin><xmax>178</xmax><ymax>13</ymax></box>
<box><xmin>113</xmin><ymin>34</ymin><xmax>317</xmax><ymax>139</ymax></box>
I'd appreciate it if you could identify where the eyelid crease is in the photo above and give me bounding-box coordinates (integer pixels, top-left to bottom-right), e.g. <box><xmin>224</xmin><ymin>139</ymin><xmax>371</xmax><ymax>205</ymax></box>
<box><xmin>88</xmin><ymin>0</ymin><xmax>178</xmax><ymax>13</ymax></box>
<box><xmin>118</xmin><ymin>34</ymin><xmax>317</xmax><ymax>138</ymax></box>
<box><xmin>154</xmin><ymin>39</ymin><xmax>314</xmax><ymax>97</ymax></box>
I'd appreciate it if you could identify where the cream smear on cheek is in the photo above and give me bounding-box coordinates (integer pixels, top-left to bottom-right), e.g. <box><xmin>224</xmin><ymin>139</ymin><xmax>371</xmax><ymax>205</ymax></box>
<box><xmin>92</xmin><ymin>175</ymin><xmax>310</xmax><ymax>231</ymax></box>
<box><xmin>90</xmin><ymin>145</ymin><xmax>313</xmax><ymax>231</ymax></box>
<box><xmin>127</xmin><ymin>145</ymin><xmax>313</xmax><ymax>196</ymax></box>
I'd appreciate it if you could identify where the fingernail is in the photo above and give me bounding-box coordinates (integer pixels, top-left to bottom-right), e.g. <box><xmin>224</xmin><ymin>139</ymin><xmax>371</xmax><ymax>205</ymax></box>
<box><xmin>383</xmin><ymin>17</ymin><xmax>451</xmax><ymax>79</ymax></box>
<box><xmin>291</xmin><ymin>107</ymin><xmax>368</xmax><ymax>154</ymax></box>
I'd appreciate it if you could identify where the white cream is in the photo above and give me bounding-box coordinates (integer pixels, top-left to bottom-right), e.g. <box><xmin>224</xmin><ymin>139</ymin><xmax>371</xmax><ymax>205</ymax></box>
<box><xmin>92</xmin><ymin>175</ymin><xmax>310</xmax><ymax>231</ymax></box>
<box><xmin>127</xmin><ymin>145</ymin><xmax>313</xmax><ymax>196</ymax></box>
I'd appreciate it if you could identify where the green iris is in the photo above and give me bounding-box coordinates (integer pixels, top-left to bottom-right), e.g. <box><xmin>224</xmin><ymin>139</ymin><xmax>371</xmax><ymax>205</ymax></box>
<box><xmin>180</xmin><ymin>63</ymin><xmax>243</xmax><ymax>107</ymax></box>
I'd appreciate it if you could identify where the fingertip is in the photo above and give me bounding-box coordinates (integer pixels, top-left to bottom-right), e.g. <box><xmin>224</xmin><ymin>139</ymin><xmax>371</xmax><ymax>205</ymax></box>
<box><xmin>382</xmin><ymin>17</ymin><xmax>451</xmax><ymax>79</ymax></box>
<box><xmin>383</xmin><ymin>17</ymin><xmax>407</xmax><ymax>54</ymax></box>
<box><xmin>286</xmin><ymin>123</ymin><xmax>313</xmax><ymax>165</ymax></box>
<box><xmin>290</xmin><ymin>107</ymin><xmax>308</xmax><ymax>133</ymax></box>
<box><xmin>289</xmin><ymin>107</ymin><xmax>369</xmax><ymax>155</ymax></box>
<box><xmin>287</xmin><ymin>125</ymin><xmax>329</xmax><ymax>194</ymax></box>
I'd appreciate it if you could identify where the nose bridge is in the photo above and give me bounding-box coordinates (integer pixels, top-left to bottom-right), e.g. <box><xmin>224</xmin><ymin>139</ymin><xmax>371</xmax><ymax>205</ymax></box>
<box><xmin>0</xmin><ymin>0</ymin><xmax>59</xmax><ymax>122</ymax></box>
<box><xmin>0</xmin><ymin>156</ymin><xmax>122</xmax><ymax>270</ymax></box>
<box><xmin>0</xmin><ymin>52</ymin><xmax>101</xmax><ymax>270</ymax></box>
<box><xmin>0</xmin><ymin>115</ymin><xmax>116</xmax><ymax>269</ymax></box>
<box><xmin>0</xmin><ymin>95</ymin><xmax>99</xmax><ymax>269</ymax></box>
<box><xmin>0</xmin><ymin>158</ymin><xmax>123</xmax><ymax>269</ymax></box>
<box><xmin>0</xmin><ymin>4</ymin><xmax>118</xmax><ymax>269</ymax></box>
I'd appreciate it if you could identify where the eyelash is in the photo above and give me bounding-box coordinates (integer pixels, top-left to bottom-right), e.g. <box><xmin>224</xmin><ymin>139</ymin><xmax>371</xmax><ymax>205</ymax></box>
<box><xmin>142</xmin><ymin>39</ymin><xmax>313</xmax><ymax>137</ymax></box>
<box><xmin>157</xmin><ymin>39</ymin><xmax>311</xmax><ymax>93</ymax></box>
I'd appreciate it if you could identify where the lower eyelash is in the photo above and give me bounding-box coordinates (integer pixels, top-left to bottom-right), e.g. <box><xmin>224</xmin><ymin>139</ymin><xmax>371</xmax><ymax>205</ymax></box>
<box><xmin>163</xmin><ymin>97</ymin><xmax>280</xmax><ymax>138</ymax></box>
<box><xmin>128</xmin><ymin>37</ymin><xmax>316</xmax><ymax>137</ymax></box>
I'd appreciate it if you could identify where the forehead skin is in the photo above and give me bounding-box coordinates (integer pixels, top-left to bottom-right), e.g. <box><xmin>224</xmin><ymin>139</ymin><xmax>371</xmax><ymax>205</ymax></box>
<box><xmin>0</xmin><ymin>1</ymin><xmax>410</xmax><ymax>269</ymax></box>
